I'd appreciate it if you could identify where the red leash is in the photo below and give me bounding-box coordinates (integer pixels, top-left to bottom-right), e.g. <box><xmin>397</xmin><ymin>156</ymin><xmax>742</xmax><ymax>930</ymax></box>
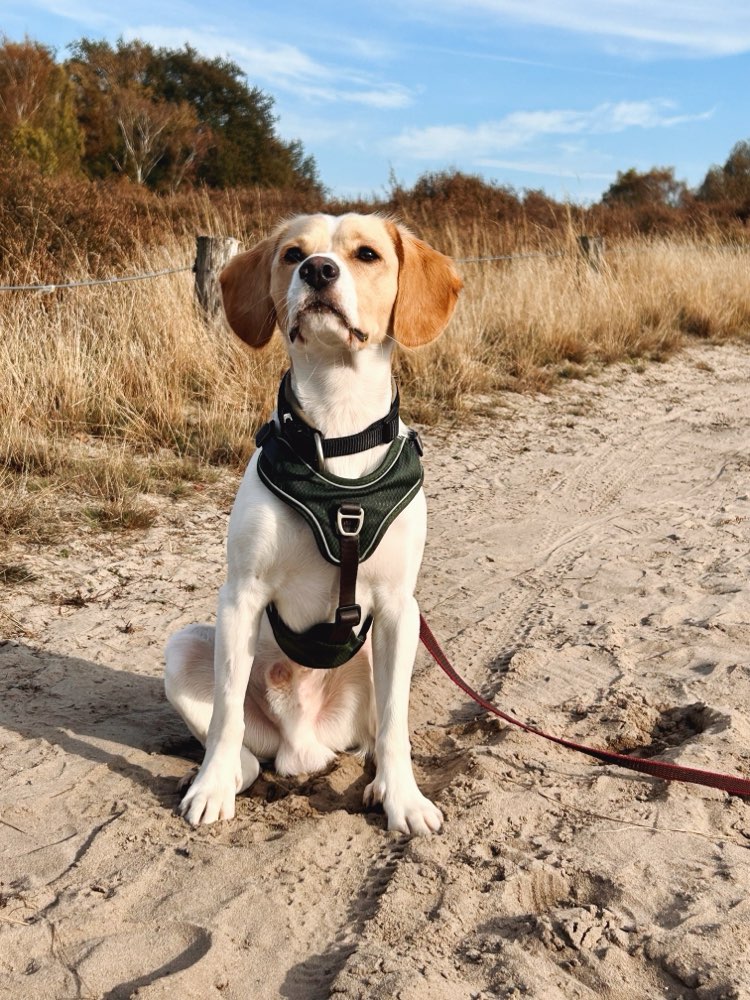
<box><xmin>419</xmin><ymin>615</ymin><xmax>750</xmax><ymax>797</ymax></box>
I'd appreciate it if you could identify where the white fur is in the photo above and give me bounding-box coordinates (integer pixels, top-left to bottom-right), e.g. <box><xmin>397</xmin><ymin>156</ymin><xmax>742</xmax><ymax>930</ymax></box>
<box><xmin>164</xmin><ymin>215</ymin><xmax>445</xmax><ymax>835</ymax></box>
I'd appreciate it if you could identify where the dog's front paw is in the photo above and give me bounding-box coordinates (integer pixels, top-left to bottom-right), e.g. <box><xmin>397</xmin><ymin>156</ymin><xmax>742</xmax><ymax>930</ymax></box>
<box><xmin>179</xmin><ymin>758</ymin><xmax>241</xmax><ymax>826</ymax></box>
<box><xmin>364</xmin><ymin>774</ymin><xmax>443</xmax><ymax>836</ymax></box>
<box><xmin>178</xmin><ymin>748</ymin><xmax>260</xmax><ymax>825</ymax></box>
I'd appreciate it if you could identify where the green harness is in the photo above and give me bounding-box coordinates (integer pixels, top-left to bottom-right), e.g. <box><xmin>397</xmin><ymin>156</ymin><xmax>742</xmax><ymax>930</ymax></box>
<box><xmin>255</xmin><ymin>374</ymin><xmax>424</xmax><ymax>669</ymax></box>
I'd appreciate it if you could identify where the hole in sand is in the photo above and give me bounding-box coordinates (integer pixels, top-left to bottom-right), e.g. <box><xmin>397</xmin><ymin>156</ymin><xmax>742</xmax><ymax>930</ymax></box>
<box><xmin>618</xmin><ymin>703</ymin><xmax>707</xmax><ymax>759</ymax></box>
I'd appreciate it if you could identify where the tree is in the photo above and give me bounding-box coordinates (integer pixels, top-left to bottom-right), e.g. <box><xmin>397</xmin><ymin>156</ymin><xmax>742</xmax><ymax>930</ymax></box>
<box><xmin>0</xmin><ymin>36</ymin><xmax>82</xmax><ymax>174</ymax></box>
<box><xmin>602</xmin><ymin>167</ymin><xmax>686</xmax><ymax>208</ymax></box>
<box><xmin>67</xmin><ymin>39</ymin><xmax>321</xmax><ymax>193</ymax></box>
<box><xmin>143</xmin><ymin>44</ymin><xmax>321</xmax><ymax>191</ymax></box>
<box><xmin>698</xmin><ymin>140</ymin><xmax>750</xmax><ymax>204</ymax></box>
<box><xmin>67</xmin><ymin>38</ymin><xmax>206</xmax><ymax>188</ymax></box>
<box><xmin>111</xmin><ymin>88</ymin><xmax>205</xmax><ymax>187</ymax></box>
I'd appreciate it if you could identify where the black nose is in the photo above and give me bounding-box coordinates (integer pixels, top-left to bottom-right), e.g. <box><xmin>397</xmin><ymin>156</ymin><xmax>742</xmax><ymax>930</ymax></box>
<box><xmin>299</xmin><ymin>256</ymin><xmax>339</xmax><ymax>291</ymax></box>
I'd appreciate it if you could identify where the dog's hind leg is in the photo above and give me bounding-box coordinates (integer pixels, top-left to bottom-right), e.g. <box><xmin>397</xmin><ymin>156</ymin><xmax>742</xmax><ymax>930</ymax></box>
<box><xmin>164</xmin><ymin>624</ymin><xmax>272</xmax><ymax>792</ymax></box>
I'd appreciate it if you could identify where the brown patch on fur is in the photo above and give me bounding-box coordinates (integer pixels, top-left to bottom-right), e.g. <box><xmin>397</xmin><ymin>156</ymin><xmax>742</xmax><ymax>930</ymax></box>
<box><xmin>269</xmin><ymin>661</ymin><xmax>293</xmax><ymax>687</ymax></box>
<box><xmin>388</xmin><ymin>222</ymin><xmax>463</xmax><ymax>348</ymax></box>
<box><xmin>220</xmin><ymin>237</ymin><xmax>278</xmax><ymax>348</ymax></box>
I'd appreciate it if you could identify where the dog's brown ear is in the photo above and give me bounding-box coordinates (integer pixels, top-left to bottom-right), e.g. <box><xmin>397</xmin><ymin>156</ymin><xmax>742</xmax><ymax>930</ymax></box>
<box><xmin>388</xmin><ymin>223</ymin><xmax>463</xmax><ymax>348</ymax></box>
<box><xmin>220</xmin><ymin>237</ymin><xmax>277</xmax><ymax>348</ymax></box>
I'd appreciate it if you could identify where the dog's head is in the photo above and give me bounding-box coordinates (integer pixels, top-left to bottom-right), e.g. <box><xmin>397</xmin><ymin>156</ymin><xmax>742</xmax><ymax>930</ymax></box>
<box><xmin>219</xmin><ymin>213</ymin><xmax>462</xmax><ymax>354</ymax></box>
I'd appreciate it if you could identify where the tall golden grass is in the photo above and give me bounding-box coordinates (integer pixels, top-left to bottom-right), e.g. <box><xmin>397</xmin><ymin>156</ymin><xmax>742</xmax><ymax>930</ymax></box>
<box><xmin>398</xmin><ymin>229</ymin><xmax>750</xmax><ymax>418</ymax></box>
<box><xmin>2</xmin><ymin>218</ymin><xmax>750</xmax><ymax>542</ymax></box>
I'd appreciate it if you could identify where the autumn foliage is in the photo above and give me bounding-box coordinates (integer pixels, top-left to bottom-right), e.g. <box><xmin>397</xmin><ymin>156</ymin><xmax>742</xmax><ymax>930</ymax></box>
<box><xmin>0</xmin><ymin>35</ymin><xmax>320</xmax><ymax>193</ymax></box>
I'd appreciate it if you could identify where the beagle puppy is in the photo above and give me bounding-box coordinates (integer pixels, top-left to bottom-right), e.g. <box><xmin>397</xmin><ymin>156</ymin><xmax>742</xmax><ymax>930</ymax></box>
<box><xmin>164</xmin><ymin>213</ymin><xmax>462</xmax><ymax>835</ymax></box>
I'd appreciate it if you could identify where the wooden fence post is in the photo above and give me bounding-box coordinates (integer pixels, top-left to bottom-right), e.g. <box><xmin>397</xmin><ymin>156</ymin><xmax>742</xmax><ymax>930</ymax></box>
<box><xmin>577</xmin><ymin>235</ymin><xmax>605</xmax><ymax>272</ymax></box>
<box><xmin>194</xmin><ymin>236</ymin><xmax>239</xmax><ymax>317</ymax></box>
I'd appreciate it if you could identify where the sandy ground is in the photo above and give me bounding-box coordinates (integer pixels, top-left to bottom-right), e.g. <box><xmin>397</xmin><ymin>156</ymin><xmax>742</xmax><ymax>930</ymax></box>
<box><xmin>1</xmin><ymin>341</ymin><xmax>750</xmax><ymax>1000</ymax></box>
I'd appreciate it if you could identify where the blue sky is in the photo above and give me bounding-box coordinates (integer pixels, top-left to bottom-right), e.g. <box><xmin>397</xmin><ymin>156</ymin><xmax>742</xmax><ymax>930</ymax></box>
<box><xmin>3</xmin><ymin>1</ymin><xmax>749</xmax><ymax>202</ymax></box>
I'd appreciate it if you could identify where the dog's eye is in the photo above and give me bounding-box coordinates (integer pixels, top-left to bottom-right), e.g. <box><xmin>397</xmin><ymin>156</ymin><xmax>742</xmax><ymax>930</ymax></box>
<box><xmin>355</xmin><ymin>246</ymin><xmax>380</xmax><ymax>262</ymax></box>
<box><xmin>283</xmin><ymin>246</ymin><xmax>305</xmax><ymax>264</ymax></box>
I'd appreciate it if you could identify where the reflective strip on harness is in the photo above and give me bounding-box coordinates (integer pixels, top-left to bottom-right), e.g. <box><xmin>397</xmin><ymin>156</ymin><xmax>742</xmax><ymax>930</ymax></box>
<box><xmin>257</xmin><ymin>430</ymin><xmax>424</xmax><ymax>566</ymax></box>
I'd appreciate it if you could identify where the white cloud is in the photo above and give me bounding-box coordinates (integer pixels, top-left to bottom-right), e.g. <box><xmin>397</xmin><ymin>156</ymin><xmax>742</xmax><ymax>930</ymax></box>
<box><xmin>301</xmin><ymin>84</ymin><xmax>412</xmax><ymax>109</ymax></box>
<box><xmin>24</xmin><ymin>0</ymin><xmax>115</xmax><ymax>26</ymax></box>
<box><xmin>388</xmin><ymin>100</ymin><xmax>714</xmax><ymax>159</ymax></box>
<box><xmin>124</xmin><ymin>25</ymin><xmax>414</xmax><ymax>108</ymax></box>
<box><xmin>127</xmin><ymin>26</ymin><xmax>332</xmax><ymax>84</ymax></box>
<box><xmin>474</xmin><ymin>158</ymin><xmax>613</xmax><ymax>180</ymax></box>
<box><xmin>411</xmin><ymin>0</ymin><xmax>750</xmax><ymax>57</ymax></box>
<box><xmin>311</xmin><ymin>30</ymin><xmax>400</xmax><ymax>63</ymax></box>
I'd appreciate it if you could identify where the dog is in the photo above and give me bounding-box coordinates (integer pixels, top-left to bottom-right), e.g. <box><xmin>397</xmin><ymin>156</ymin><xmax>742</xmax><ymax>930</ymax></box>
<box><xmin>164</xmin><ymin>213</ymin><xmax>462</xmax><ymax>835</ymax></box>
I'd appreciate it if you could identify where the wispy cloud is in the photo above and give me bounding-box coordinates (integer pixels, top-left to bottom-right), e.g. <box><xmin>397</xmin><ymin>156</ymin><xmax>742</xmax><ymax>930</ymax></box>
<box><xmin>24</xmin><ymin>0</ymin><xmax>116</xmax><ymax>26</ymax></box>
<box><xmin>388</xmin><ymin>100</ymin><xmax>714</xmax><ymax>159</ymax></box>
<box><xmin>403</xmin><ymin>43</ymin><xmax>644</xmax><ymax>79</ymax></box>
<box><xmin>128</xmin><ymin>26</ymin><xmax>331</xmax><ymax>84</ymax></box>
<box><xmin>413</xmin><ymin>0</ymin><xmax>750</xmax><ymax>57</ymax></box>
<box><xmin>474</xmin><ymin>158</ymin><xmax>613</xmax><ymax>180</ymax></box>
<box><xmin>299</xmin><ymin>84</ymin><xmax>413</xmax><ymax>109</ymax></box>
<box><xmin>305</xmin><ymin>29</ymin><xmax>400</xmax><ymax>64</ymax></box>
<box><xmin>125</xmin><ymin>25</ymin><xmax>414</xmax><ymax>108</ymax></box>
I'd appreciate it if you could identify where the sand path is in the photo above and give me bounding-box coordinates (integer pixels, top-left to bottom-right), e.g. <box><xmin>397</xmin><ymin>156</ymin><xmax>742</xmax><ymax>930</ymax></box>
<box><xmin>2</xmin><ymin>341</ymin><xmax>749</xmax><ymax>999</ymax></box>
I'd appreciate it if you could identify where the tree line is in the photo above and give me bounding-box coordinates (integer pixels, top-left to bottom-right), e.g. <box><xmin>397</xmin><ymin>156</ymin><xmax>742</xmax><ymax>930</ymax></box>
<box><xmin>601</xmin><ymin>152</ymin><xmax>750</xmax><ymax>212</ymax></box>
<box><xmin>1</xmin><ymin>34</ymin><xmax>749</xmax><ymax>217</ymax></box>
<box><xmin>0</xmin><ymin>35</ymin><xmax>321</xmax><ymax>193</ymax></box>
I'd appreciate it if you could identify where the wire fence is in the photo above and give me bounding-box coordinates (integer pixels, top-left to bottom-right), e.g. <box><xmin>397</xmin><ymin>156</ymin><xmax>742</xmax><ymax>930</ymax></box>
<box><xmin>0</xmin><ymin>238</ymin><xmax>747</xmax><ymax>293</ymax></box>
<box><xmin>0</xmin><ymin>264</ymin><xmax>192</xmax><ymax>293</ymax></box>
<box><xmin>453</xmin><ymin>250</ymin><xmax>567</xmax><ymax>263</ymax></box>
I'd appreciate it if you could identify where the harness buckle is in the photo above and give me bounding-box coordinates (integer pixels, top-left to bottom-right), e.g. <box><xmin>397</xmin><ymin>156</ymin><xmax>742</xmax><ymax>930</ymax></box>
<box><xmin>337</xmin><ymin>503</ymin><xmax>364</xmax><ymax>537</ymax></box>
<box><xmin>255</xmin><ymin>421</ymin><xmax>276</xmax><ymax>449</ymax></box>
<box><xmin>409</xmin><ymin>429</ymin><xmax>424</xmax><ymax>457</ymax></box>
<box><xmin>335</xmin><ymin>603</ymin><xmax>362</xmax><ymax>628</ymax></box>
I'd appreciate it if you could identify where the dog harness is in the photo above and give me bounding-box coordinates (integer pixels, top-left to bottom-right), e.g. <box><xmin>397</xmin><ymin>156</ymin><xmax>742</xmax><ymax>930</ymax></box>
<box><xmin>255</xmin><ymin>372</ymin><xmax>424</xmax><ymax>669</ymax></box>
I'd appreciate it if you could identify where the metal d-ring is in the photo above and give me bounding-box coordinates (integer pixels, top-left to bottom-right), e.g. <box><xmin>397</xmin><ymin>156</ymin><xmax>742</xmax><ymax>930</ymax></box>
<box><xmin>314</xmin><ymin>432</ymin><xmax>326</xmax><ymax>469</ymax></box>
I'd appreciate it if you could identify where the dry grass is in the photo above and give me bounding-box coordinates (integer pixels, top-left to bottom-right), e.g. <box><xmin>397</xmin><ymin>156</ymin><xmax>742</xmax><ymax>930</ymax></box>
<box><xmin>397</xmin><ymin>233</ymin><xmax>750</xmax><ymax>419</ymax></box>
<box><xmin>0</xmin><ymin>240</ymin><xmax>284</xmax><ymax>542</ymax></box>
<box><xmin>2</xmin><ymin>225</ymin><xmax>750</xmax><ymax>543</ymax></box>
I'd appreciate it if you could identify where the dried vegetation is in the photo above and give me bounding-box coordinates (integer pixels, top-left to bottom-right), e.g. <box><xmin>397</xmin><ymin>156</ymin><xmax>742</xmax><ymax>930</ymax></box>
<box><xmin>2</xmin><ymin>173</ymin><xmax>750</xmax><ymax>542</ymax></box>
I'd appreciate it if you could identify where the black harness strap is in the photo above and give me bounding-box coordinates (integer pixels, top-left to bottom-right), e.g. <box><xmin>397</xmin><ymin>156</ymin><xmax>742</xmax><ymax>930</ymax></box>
<box><xmin>275</xmin><ymin>372</ymin><xmax>404</xmax><ymax>469</ymax></box>
<box><xmin>330</xmin><ymin>504</ymin><xmax>364</xmax><ymax>641</ymax></box>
